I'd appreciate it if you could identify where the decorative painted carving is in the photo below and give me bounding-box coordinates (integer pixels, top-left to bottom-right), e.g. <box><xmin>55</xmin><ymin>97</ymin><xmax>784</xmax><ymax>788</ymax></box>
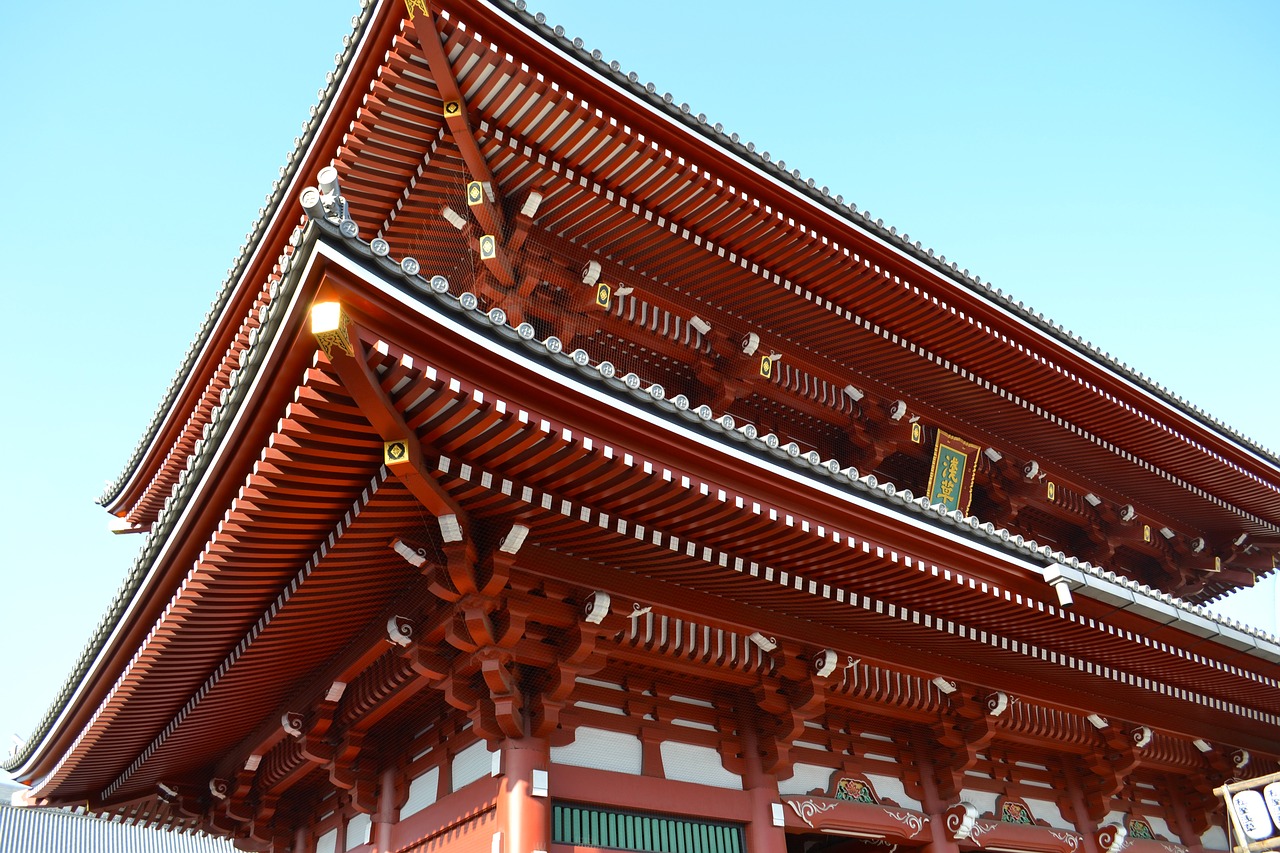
<box><xmin>1095</xmin><ymin>822</ymin><xmax>1128</xmax><ymax>853</ymax></box>
<box><xmin>1049</xmin><ymin>830</ymin><xmax>1082</xmax><ymax>851</ymax></box>
<box><xmin>787</xmin><ymin>797</ymin><xmax>838</xmax><ymax>829</ymax></box>
<box><xmin>835</xmin><ymin>777</ymin><xmax>878</xmax><ymax>804</ymax></box>
<box><xmin>885</xmin><ymin>811</ymin><xmax>926</xmax><ymax>837</ymax></box>
<box><xmin>946</xmin><ymin>802</ymin><xmax>979</xmax><ymax>840</ymax></box>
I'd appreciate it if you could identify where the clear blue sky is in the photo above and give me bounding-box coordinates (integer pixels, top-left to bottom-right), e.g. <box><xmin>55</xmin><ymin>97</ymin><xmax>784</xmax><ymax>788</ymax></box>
<box><xmin>1</xmin><ymin>1</ymin><xmax>1276</xmax><ymax>756</ymax></box>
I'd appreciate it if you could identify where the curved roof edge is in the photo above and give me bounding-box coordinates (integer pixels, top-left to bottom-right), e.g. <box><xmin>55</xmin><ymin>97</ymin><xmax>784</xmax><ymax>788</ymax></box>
<box><xmin>13</xmin><ymin>216</ymin><xmax>1278</xmax><ymax>779</ymax></box>
<box><xmin>98</xmin><ymin>0</ymin><xmax>1280</xmax><ymax>518</ymax></box>
<box><xmin>96</xmin><ymin>0</ymin><xmax>381</xmax><ymax>511</ymax></box>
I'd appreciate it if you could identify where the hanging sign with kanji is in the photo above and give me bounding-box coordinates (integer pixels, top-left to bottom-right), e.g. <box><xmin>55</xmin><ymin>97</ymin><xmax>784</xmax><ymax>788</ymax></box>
<box><xmin>927</xmin><ymin>431</ymin><xmax>980</xmax><ymax>514</ymax></box>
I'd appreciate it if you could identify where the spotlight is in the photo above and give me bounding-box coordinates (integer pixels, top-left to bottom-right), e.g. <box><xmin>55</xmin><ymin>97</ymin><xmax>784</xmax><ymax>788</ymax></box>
<box><xmin>748</xmin><ymin>632</ymin><xmax>778</xmax><ymax>652</ymax></box>
<box><xmin>581</xmin><ymin>260</ymin><xmax>601</xmax><ymax>286</ymax></box>
<box><xmin>842</xmin><ymin>385</ymin><xmax>864</xmax><ymax>402</ymax></box>
<box><xmin>441</xmin><ymin>206</ymin><xmax>468</xmax><ymax>230</ymax></box>
<box><xmin>521</xmin><ymin>191</ymin><xmax>543</xmax><ymax>218</ymax></box>
<box><xmin>688</xmin><ymin>315</ymin><xmax>711</xmax><ymax>336</ymax></box>
<box><xmin>983</xmin><ymin>448</ymin><xmax>1002</xmax><ymax>463</ymax></box>
<box><xmin>1084</xmin><ymin>493</ymin><xmax>1102</xmax><ymax>507</ymax></box>
<box><xmin>311</xmin><ymin>301</ymin><xmax>344</xmax><ymax>334</ymax></box>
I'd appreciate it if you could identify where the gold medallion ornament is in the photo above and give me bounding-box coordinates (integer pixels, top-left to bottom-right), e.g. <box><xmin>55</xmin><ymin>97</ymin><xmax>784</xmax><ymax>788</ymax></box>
<box><xmin>384</xmin><ymin>440</ymin><xmax>410</xmax><ymax>465</ymax></box>
<box><xmin>444</xmin><ymin>100</ymin><xmax>461</xmax><ymax>117</ymax></box>
<box><xmin>1143</xmin><ymin>524</ymin><xmax>1151</xmax><ymax>543</ymax></box>
<box><xmin>911</xmin><ymin>422</ymin><xmax>922</xmax><ymax>444</ymax></box>
<box><xmin>467</xmin><ymin>181</ymin><xmax>484</xmax><ymax>206</ymax></box>
<box><xmin>1046</xmin><ymin>481</ymin><xmax>1055</xmax><ymax>501</ymax></box>
<box><xmin>595</xmin><ymin>282</ymin><xmax>612</xmax><ymax>308</ymax></box>
<box><xmin>403</xmin><ymin>0</ymin><xmax>429</xmax><ymax>20</ymax></box>
<box><xmin>480</xmin><ymin>235</ymin><xmax>497</xmax><ymax>259</ymax></box>
<box><xmin>759</xmin><ymin>354</ymin><xmax>773</xmax><ymax>379</ymax></box>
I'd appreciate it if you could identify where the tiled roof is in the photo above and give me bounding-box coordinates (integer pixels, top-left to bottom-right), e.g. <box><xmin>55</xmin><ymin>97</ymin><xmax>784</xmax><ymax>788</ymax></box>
<box><xmin>98</xmin><ymin>0</ymin><xmax>1279</xmax><ymax>514</ymax></box>
<box><xmin>0</xmin><ymin>805</ymin><xmax>235</xmax><ymax>853</ymax></box>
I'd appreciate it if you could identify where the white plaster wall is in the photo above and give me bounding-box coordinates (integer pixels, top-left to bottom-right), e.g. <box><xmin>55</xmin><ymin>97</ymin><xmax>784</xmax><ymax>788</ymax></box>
<box><xmin>777</xmin><ymin>763</ymin><xmax>835</xmax><ymax>796</ymax></box>
<box><xmin>399</xmin><ymin>765</ymin><xmax>439</xmax><ymax>820</ymax></box>
<box><xmin>867</xmin><ymin>772</ymin><xmax>919</xmax><ymax>808</ymax></box>
<box><xmin>452</xmin><ymin>741</ymin><xmax>495</xmax><ymax>791</ymax></box>
<box><xmin>550</xmin><ymin>726</ymin><xmax>643</xmax><ymax>775</ymax></box>
<box><xmin>661</xmin><ymin>742</ymin><xmax>742</xmax><ymax>789</ymax></box>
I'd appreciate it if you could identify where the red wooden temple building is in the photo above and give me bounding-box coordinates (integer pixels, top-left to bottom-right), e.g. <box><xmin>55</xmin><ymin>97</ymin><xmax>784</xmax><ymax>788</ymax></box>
<box><xmin>8</xmin><ymin>1</ymin><xmax>1280</xmax><ymax>852</ymax></box>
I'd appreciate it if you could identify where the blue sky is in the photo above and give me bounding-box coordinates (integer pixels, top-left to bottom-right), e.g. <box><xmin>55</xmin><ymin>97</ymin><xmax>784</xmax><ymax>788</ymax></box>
<box><xmin>1</xmin><ymin>1</ymin><xmax>1276</xmax><ymax>756</ymax></box>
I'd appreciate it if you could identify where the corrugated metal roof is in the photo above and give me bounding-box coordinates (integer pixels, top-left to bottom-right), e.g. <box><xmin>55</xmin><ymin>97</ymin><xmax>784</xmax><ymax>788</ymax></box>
<box><xmin>0</xmin><ymin>806</ymin><xmax>235</xmax><ymax>853</ymax></box>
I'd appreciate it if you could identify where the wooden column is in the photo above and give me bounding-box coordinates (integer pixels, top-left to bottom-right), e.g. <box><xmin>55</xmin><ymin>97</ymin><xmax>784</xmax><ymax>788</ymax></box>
<box><xmin>497</xmin><ymin>737</ymin><xmax>551</xmax><ymax>853</ymax></box>
<box><xmin>739</xmin><ymin>716</ymin><xmax>786</xmax><ymax>853</ymax></box>
<box><xmin>373</xmin><ymin>766</ymin><xmax>397</xmax><ymax>852</ymax></box>
<box><xmin>1061</xmin><ymin>761</ymin><xmax>1101</xmax><ymax>853</ymax></box>
<box><xmin>912</xmin><ymin>739</ymin><xmax>961</xmax><ymax>853</ymax></box>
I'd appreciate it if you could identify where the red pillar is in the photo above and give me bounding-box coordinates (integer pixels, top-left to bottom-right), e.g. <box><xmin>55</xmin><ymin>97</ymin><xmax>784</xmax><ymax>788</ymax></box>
<box><xmin>739</xmin><ymin>721</ymin><xmax>787</xmax><ymax>853</ymax></box>
<box><xmin>497</xmin><ymin>737</ymin><xmax>551</xmax><ymax>853</ymax></box>
<box><xmin>373</xmin><ymin>765</ymin><xmax>397</xmax><ymax>853</ymax></box>
<box><xmin>1061</xmin><ymin>761</ymin><xmax>1101</xmax><ymax>853</ymax></box>
<box><xmin>912</xmin><ymin>740</ymin><xmax>961</xmax><ymax>853</ymax></box>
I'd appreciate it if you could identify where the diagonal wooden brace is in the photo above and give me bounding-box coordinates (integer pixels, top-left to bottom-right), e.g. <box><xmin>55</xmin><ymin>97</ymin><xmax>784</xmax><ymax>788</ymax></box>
<box><xmin>318</xmin><ymin>306</ymin><xmax>467</xmax><ymax>536</ymax></box>
<box><xmin>403</xmin><ymin>2</ymin><xmax>517</xmax><ymax>287</ymax></box>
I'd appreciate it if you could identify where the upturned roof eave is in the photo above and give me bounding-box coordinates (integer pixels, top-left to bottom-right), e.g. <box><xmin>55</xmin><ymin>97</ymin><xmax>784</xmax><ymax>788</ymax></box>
<box><xmin>98</xmin><ymin>0</ymin><xmax>1280</xmax><ymax>523</ymax></box>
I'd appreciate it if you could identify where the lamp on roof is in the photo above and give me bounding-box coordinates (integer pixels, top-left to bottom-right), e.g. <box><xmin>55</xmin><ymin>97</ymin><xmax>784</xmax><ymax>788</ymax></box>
<box><xmin>311</xmin><ymin>301</ymin><xmax>353</xmax><ymax>357</ymax></box>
